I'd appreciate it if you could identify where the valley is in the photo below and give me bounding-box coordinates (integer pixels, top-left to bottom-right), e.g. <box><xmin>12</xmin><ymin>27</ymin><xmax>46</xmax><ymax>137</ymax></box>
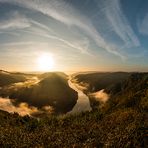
<box><xmin>0</xmin><ymin>70</ymin><xmax>147</xmax><ymax>147</ymax></box>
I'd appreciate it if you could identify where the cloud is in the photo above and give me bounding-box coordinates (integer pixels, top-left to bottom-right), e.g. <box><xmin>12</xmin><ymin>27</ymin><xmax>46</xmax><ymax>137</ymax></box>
<box><xmin>103</xmin><ymin>0</ymin><xmax>140</xmax><ymax>48</ymax></box>
<box><xmin>0</xmin><ymin>10</ymin><xmax>54</xmax><ymax>34</ymax></box>
<box><xmin>0</xmin><ymin>41</ymin><xmax>40</xmax><ymax>46</ymax></box>
<box><xmin>90</xmin><ymin>89</ymin><xmax>109</xmax><ymax>103</ymax></box>
<box><xmin>0</xmin><ymin>9</ymin><xmax>91</xmax><ymax>56</ymax></box>
<box><xmin>0</xmin><ymin>31</ymin><xmax>20</xmax><ymax>36</ymax></box>
<box><xmin>29</xmin><ymin>19</ymin><xmax>54</xmax><ymax>34</ymax></box>
<box><xmin>0</xmin><ymin>0</ymin><xmax>125</xmax><ymax>58</ymax></box>
<box><xmin>0</xmin><ymin>11</ymin><xmax>30</xmax><ymax>30</ymax></box>
<box><xmin>20</xmin><ymin>29</ymin><xmax>92</xmax><ymax>55</ymax></box>
<box><xmin>138</xmin><ymin>13</ymin><xmax>148</xmax><ymax>35</ymax></box>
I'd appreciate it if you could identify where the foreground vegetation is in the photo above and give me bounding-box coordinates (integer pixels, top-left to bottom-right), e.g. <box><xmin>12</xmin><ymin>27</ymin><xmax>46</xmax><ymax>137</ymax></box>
<box><xmin>0</xmin><ymin>107</ymin><xmax>147</xmax><ymax>147</ymax></box>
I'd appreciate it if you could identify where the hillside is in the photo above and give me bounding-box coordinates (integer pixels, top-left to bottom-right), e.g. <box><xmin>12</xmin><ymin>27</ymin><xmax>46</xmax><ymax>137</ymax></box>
<box><xmin>0</xmin><ymin>72</ymin><xmax>147</xmax><ymax>147</ymax></box>
<box><xmin>72</xmin><ymin>72</ymin><xmax>131</xmax><ymax>93</ymax></box>
<box><xmin>0</xmin><ymin>72</ymin><xmax>78</xmax><ymax>114</ymax></box>
<box><xmin>0</xmin><ymin>70</ymin><xmax>27</xmax><ymax>87</ymax></box>
<box><xmin>72</xmin><ymin>72</ymin><xmax>148</xmax><ymax>109</ymax></box>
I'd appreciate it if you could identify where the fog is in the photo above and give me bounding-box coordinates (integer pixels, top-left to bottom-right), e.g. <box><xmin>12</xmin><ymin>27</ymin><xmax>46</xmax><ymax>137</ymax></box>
<box><xmin>90</xmin><ymin>89</ymin><xmax>109</xmax><ymax>103</ymax></box>
<box><xmin>0</xmin><ymin>97</ymin><xmax>39</xmax><ymax>116</ymax></box>
<box><xmin>0</xmin><ymin>97</ymin><xmax>54</xmax><ymax>117</ymax></box>
<box><xmin>7</xmin><ymin>76</ymin><xmax>39</xmax><ymax>89</ymax></box>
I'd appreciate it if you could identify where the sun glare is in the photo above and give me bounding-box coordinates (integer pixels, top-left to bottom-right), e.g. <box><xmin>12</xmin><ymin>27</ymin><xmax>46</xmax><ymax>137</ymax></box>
<box><xmin>37</xmin><ymin>53</ymin><xmax>54</xmax><ymax>71</ymax></box>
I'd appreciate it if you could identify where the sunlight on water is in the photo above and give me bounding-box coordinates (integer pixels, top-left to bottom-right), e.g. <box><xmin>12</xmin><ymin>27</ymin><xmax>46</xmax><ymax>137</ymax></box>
<box><xmin>67</xmin><ymin>76</ymin><xmax>91</xmax><ymax>114</ymax></box>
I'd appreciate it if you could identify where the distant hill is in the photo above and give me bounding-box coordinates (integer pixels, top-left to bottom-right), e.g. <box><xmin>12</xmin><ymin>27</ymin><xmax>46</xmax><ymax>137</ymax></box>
<box><xmin>39</xmin><ymin>72</ymin><xmax>68</xmax><ymax>79</ymax></box>
<box><xmin>0</xmin><ymin>70</ymin><xmax>27</xmax><ymax>87</ymax></box>
<box><xmin>73</xmin><ymin>72</ymin><xmax>131</xmax><ymax>93</ymax></box>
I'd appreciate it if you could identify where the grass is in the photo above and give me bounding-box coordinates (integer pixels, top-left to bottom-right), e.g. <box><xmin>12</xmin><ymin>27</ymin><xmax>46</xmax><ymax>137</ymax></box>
<box><xmin>0</xmin><ymin>104</ymin><xmax>147</xmax><ymax>147</ymax></box>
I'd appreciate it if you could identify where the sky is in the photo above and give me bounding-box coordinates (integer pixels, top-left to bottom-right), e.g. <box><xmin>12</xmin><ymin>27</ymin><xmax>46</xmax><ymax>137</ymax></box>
<box><xmin>0</xmin><ymin>0</ymin><xmax>148</xmax><ymax>72</ymax></box>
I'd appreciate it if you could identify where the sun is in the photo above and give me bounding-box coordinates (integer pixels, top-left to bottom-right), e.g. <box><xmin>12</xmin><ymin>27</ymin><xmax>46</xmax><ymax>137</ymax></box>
<box><xmin>37</xmin><ymin>53</ymin><xmax>54</xmax><ymax>71</ymax></box>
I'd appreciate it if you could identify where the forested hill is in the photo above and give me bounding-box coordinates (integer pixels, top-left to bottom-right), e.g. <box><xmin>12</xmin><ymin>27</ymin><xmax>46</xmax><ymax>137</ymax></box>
<box><xmin>0</xmin><ymin>70</ymin><xmax>27</xmax><ymax>87</ymax></box>
<box><xmin>0</xmin><ymin>71</ymin><xmax>78</xmax><ymax>114</ymax></box>
<box><xmin>72</xmin><ymin>72</ymin><xmax>148</xmax><ymax>109</ymax></box>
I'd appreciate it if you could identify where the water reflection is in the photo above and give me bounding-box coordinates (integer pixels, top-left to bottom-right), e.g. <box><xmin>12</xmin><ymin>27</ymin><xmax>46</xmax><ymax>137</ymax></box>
<box><xmin>68</xmin><ymin>76</ymin><xmax>91</xmax><ymax>114</ymax></box>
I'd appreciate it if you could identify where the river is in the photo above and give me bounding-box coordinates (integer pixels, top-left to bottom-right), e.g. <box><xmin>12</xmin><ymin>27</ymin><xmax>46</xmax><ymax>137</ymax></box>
<box><xmin>68</xmin><ymin>76</ymin><xmax>91</xmax><ymax>114</ymax></box>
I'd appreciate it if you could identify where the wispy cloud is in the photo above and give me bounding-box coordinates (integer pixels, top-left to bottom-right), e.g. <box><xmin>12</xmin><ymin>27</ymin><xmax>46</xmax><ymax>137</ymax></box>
<box><xmin>29</xmin><ymin>19</ymin><xmax>54</xmax><ymax>34</ymax></box>
<box><xmin>0</xmin><ymin>10</ymin><xmax>53</xmax><ymax>34</ymax></box>
<box><xmin>0</xmin><ymin>14</ymin><xmax>91</xmax><ymax>56</ymax></box>
<box><xmin>138</xmin><ymin>13</ymin><xmax>148</xmax><ymax>35</ymax></box>
<box><xmin>0</xmin><ymin>31</ymin><xmax>20</xmax><ymax>36</ymax></box>
<box><xmin>0</xmin><ymin>0</ymin><xmax>125</xmax><ymax>58</ymax></box>
<box><xmin>0</xmin><ymin>11</ymin><xmax>30</xmax><ymax>30</ymax></box>
<box><xmin>19</xmin><ymin>29</ymin><xmax>92</xmax><ymax>56</ymax></box>
<box><xmin>95</xmin><ymin>0</ymin><xmax>140</xmax><ymax>48</ymax></box>
<box><xmin>0</xmin><ymin>41</ymin><xmax>40</xmax><ymax>46</ymax></box>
